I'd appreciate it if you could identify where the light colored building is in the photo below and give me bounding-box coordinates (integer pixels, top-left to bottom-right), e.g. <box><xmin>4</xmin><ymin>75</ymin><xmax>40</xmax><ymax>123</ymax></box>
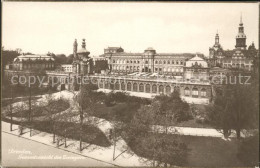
<box><xmin>13</xmin><ymin>54</ymin><xmax>55</xmax><ymax>71</ymax></box>
<box><xmin>100</xmin><ymin>47</ymin><xmax>203</xmax><ymax>76</ymax></box>
<box><xmin>184</xmin><ymin>55</ymin><xmax>209</xmax><ymax>81</ymax></box>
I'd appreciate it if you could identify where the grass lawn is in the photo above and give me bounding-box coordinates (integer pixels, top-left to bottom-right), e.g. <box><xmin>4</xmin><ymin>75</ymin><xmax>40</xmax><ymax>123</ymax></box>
<box><xmin>93</xmin><ymin>102</ymin><xmax>139</xmax><ymax>123</ymax></box>
<box><xmin>178</xmin><ymin>135</ymin><xmax>243</xmax><ymax>167</ymax></box>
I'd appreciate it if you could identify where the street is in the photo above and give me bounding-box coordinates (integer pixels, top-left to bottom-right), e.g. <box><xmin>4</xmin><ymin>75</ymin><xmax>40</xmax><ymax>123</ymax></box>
<box><xmin>2</xmin><ymin>132</ymin><xmax>116</xmax><ymax>167</ymax></box>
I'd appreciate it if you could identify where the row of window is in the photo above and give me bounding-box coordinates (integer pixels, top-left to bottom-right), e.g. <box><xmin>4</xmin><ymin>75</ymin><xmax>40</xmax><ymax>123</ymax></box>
<box><xmin>112</xmin><ymin>65</ymin><xmax>183</xmax><ymax>72</ymax></box>
<box><xmin>184</xmin><ymin>88</ymin><xmax>207</xmax><ymax>98</ymax></box>
<box><xmin>112</xmin><ymin>59</ymin><xmax>184</xmax><ymax>65</ymax></box>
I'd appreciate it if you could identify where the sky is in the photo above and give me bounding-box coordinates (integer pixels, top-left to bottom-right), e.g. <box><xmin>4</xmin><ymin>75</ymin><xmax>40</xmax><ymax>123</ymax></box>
<box><xmin>2</xmin><ymin>2</ymin><xmax>259</xmax><ymax>57</ymax></box>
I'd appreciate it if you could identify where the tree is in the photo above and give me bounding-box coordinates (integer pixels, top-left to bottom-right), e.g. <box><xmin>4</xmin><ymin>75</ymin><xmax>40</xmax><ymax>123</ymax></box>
<box><xmin>206</xmin><ymin>72</ymin><xmax>258</xmax><ymax>139</ymax></box>
<box><xmin>154</xmin><ymin>90</ymin><xmax>190</xmax><ymax>133</ymax></box>
<box><xmin>42</xmin><ymin>93</ymin><xmax>63</xmax><ymax>143</ymax></box>
<box><xmin>76</xmin><ymin>83</ymin><xmax>98</xmax><ymax>151</ymax></box>
<box><xmin>124</xmin><ymin>104</ymin><xmax>188</xmax><ymax>166</ymax></box>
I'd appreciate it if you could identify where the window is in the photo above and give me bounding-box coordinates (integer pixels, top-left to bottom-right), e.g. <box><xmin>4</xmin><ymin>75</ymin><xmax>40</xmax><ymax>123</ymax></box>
<box><xmin>155</xmin><ymin>61</ymin><xmax>158</xmax><ymax>64</ymax></box>
<box><xmin>163</xmin><ymin>61</ymin><xmax>166</xmax><ymax>64</ymax></box>
<box><xmin>184</xmin><ymin>88</ymin><xmax>190</xmax><ymax>96</ymax></box>
<box><xmin>192</xmin><ymin>88</ymin><xmax>199</xmax><ymax>98</ymax></box>
<box><xmin>172</xmin><ymin>60</ymin><xmax>175</xmax><ymax>64</ymax></box>
<box><xmin>167</xmin><ymin>61</ymin><xmax>170</xmax><ymax>64</ymax></box>
<box><xmin>201</xmin><ymin>89</ymin><xmax>206</xmax><ymax>97</ymax></box>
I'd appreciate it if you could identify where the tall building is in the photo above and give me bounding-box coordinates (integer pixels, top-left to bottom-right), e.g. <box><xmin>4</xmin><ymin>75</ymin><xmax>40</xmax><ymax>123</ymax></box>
<box><xmin>72</xmin><ymin>39</ymin><xmax>93</xmax><ymax>75</ymax></box>
<box><xmin>209</xmin><ymin>16</ymin><xmax>258</xmax><ymax>71</ymax></box>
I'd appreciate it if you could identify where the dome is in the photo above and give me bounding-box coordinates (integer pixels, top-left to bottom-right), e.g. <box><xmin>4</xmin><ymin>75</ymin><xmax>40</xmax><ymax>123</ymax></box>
<box><xmin>145</xmin><ymin>47</ymin><xmax>155</xmax><ymax>51</ymax></box>
<box><xmin>77</xmin><ymin>48</ymin><xmax>90</xmax><ymax>54</ymax></box>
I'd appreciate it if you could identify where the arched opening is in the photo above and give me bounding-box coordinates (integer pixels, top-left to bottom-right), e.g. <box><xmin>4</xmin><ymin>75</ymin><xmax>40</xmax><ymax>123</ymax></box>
<box><xmin>166</xmin><ymin>85</ymin><xmax>171</xmax><ymax>94</ymax></box>
<box><xmin>152</xmin><ymin>84</ymin><xmax>157</xmax><ymax>93</ymax></box>
<box><xmin>159</xmin><ymin>85</ymin><xmax>164</xmax><ymax>94</ymax></box>
<box><xmin>121</xmin><ymin>82</ymin><xmax>125</xmax><ymax>90</ymax></box>
<box><xmin>184</xmin><ymin>87</ymin><xmax>190</xmax><ymax>96</ymax></box>
<box><xmin>127</xmin><ymin>82</ymin><xmax>132</xmax><ymax>91</ymax></box>
<box><xmin>115</xmin><ymin>82</ymin><xmax>120</xmax><ymax>90</ymax></box>
<box><xmin>133</xmin><ymin>83</ymin><xmax>138</xmax><ymax>92</ymax></box>
<box><xmin>145</xmin><ymin>84</ymin><xmax>150</xmax><ymax>93</ymax></box>
<box><xmin>139</xmin><ymin>83</ymin><xmax>144</xmax><ymax>92</ymax></box>
<box><xmin>105</xmin><ymin>82</ymin><xmax>109</xmax><ymax>89</ymax></box>
<box><xmin>99</xmin><ymin>81</ymin><xmax>104</xmax><ymax>88</ymax></box>
<box><xmin>201</xmin><ymin>88</ymin><xmax>207</xmax><ymax>98</ymax></box>
<box><xmin>192</xmin><ymin>87</ymin><xmax>199</xmax><ymax>98</ymax></box>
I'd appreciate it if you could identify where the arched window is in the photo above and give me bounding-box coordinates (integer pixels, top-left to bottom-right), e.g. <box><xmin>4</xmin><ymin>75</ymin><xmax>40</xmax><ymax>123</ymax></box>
<box><xmin>192</xmin><ymin>88</ymin><xmax>199</xmax><ymax>98</ymax></box>
<box><xmin>115</xmin><ymin>82</ymin><xmax>120</xmax><ymax>90</ymax></box>
<box><xmin>172</xmin><ymin>60</ymin><xmax>175</xmax><ymax>64</ymax></box>
<box><xmin>155</xmin><ymin>60</ymin><xmax>158</xmax><ymax>64</ymax></box>
<box><xmin>166</xmin><ymin>85</ymin><xmax>171</xmax><ymax>94</ymax></box>
<box><xmin>176</xmin><ymin>61</ymin><xmax>179</xmax><ymax>65</ymax></box>
<box><xmin>133</xmin><ymin>83</ymin><xmax>138</xmax><ymax>92</ymax></box>
<box><xmin>145</xmin><ymin>84</ymin><xmax>150</xmax><ymax>93</ymax></box>
<box><xmin>127</xmin><ymin>82</ymin><xmax>132</xmax><ymax>91</ymax></box>
<box><xmin>152</xmin><ymin>84</ymin><xmax>157</xmax><ymax>93</ymax></box>
<box><xmin>163</xmin><ymin>60</ymin><xmax>166</xmax><ymax>64</ymax></box>
<box><xmin>167</xmin><ymin>60</ymin><xmax>170</xmax><ymax>64</ymax></box>
<box><xmin>105</xmin><ymin>82</ymin><xmax>109</xmax><ymax>89</ymax></box>
<box><xmin>184</xmin><ymin>87</ymin><xmax>190</xmax><ymax>96</ymax></box>
<box><xmin>139</xmin><ymin>83</ymin><xmax>144</xmax><ymax>92</ymax></box>
<box><xmin>159</xmin><ymin>60</ymin><xmax>162</xmax><ymax>64</ymax></box>
<box><xmin>201</xmin><ymin>88</ymin><xmax>207</xmax><ymax>97</ymax></box>
<box><xmin>159</xmin><ymin>85</ymin><xmax>164</xmax><ymax>94</ymax></box>
<box><xmin>99</xmin><ymin>81</ymin><xmax>104</xmax><ymax>88</ymax></box>
<box><xmin>121</xmin><ymin>82</ymin><xmax>126</xmax><ymax>90</ymax></box>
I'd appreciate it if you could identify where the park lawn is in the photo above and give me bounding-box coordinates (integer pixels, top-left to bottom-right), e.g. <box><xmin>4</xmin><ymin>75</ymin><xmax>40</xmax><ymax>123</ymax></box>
<box><xmin>180</xmin><ymin>135</ymin><xmax>243</xmax><ymax>167</ymax></box>
<box><xmin>93</xmin><ymin>102</ymin><xmax>139</xmax><ymax>123</ymax></box>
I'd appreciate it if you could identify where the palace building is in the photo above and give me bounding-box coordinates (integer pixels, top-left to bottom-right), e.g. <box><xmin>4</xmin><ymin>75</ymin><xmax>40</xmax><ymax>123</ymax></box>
<box><xmin>100</xmin><ymin>47</ymin><xmax>204</xmax><ymax>76</ymax></box>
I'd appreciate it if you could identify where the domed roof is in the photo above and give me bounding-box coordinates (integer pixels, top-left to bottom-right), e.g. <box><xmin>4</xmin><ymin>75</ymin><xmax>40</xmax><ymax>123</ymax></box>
<box><xmin>77</xmin><ymin>48</ymin><xmax>90</xmax><ymax>54</ymax></box>
<box><xmin>145</xmin><ymin>47</ymin><xmax>155</xmax><ymax>51</ymax></box>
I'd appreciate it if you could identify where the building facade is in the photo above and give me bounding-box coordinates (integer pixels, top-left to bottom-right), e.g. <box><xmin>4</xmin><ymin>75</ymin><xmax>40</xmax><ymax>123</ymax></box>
<box><xmin>13</xmin><ymin>55</ymin><xmax>55</xmax><ymax>71</ymax></box>
<box><xmin>61</xmin><ymin>64</ymin><xmax>73</xmax><ymax>72</ymax></box>
<box><xmin>100</xmin><ymin>47</ymin><xmax>204</xmax><ymax>76</ymax></box>
<box><xmin>72</xmin><ymin>39</ymin><xmax>94</xmax><ymax>75</ymax></box>
<box><xmin>209</xmin><ymin>17</ymin><xmax>258</xmax><ymax>71</ymax></box>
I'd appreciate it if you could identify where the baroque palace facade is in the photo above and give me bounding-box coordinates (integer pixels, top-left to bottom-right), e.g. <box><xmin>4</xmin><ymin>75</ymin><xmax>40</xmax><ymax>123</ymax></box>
<box><xmin>100</xmin><ymin>46</ymin><xmax>204</xmax><ymax>76</ymax></box>
<box><xmin>5</xmin><ymin>17</ymin><xmax>259</xmax><ymax>104</ymax></box>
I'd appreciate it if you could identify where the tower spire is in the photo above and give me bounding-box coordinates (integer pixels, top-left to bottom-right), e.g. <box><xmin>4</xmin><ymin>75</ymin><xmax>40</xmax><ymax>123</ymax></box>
<box><xmin>240</xmin><ymin>12</ymin><xmax>242</xmax><ymax>24</ymax></box>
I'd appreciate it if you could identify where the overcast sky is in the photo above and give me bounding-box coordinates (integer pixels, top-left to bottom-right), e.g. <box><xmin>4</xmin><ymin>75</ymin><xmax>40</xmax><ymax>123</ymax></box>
<box><xmin>2</xmin><ymin>2</ymin><xmax>259</xmax><ymax>57</ymax></box>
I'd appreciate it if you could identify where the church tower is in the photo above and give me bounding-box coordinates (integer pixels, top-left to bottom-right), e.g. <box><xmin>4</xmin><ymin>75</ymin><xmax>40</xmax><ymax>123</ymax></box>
<box><xmin>235</xmin><ymin>15</ymin><xmax>247</xmax><ymax>50</ymax></box>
